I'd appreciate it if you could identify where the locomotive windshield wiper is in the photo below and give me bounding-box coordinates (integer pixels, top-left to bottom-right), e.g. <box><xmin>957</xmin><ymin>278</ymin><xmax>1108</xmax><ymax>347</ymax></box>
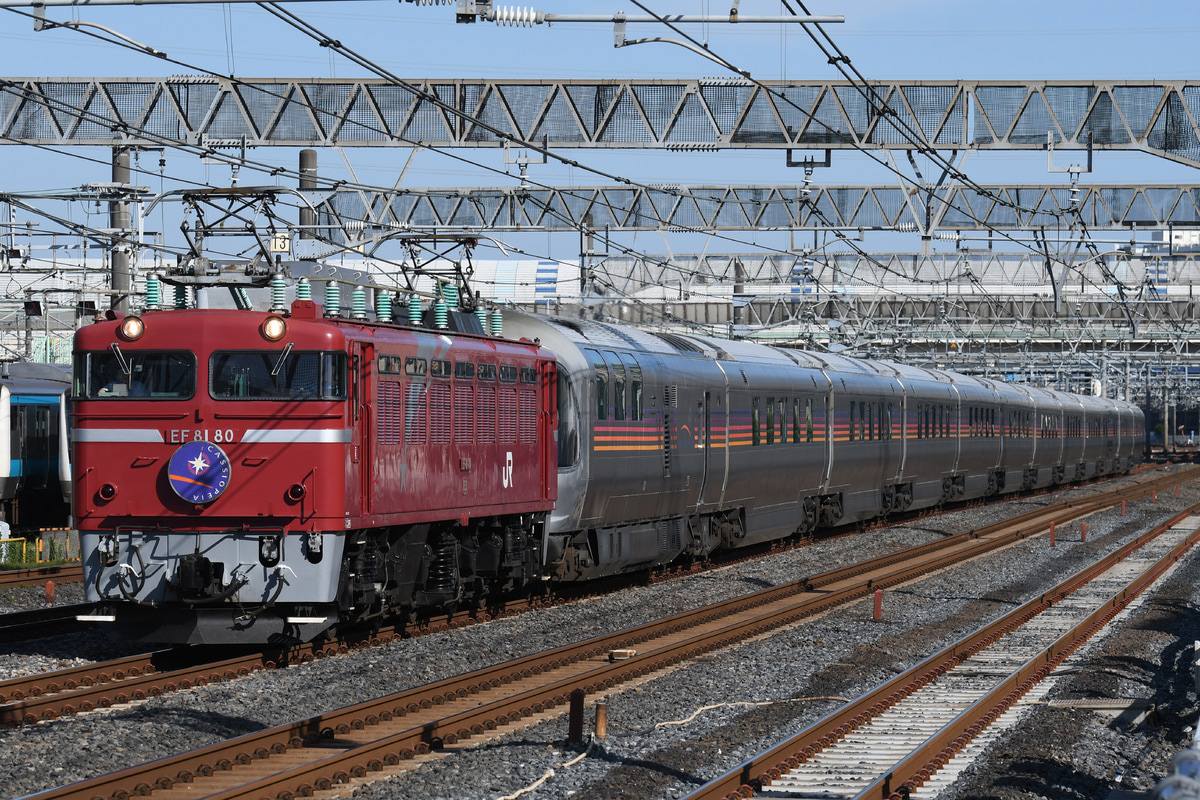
<box><xmin>109</xmin><ymin>342</ymin><xmax>131</xmax><ymax>376</ymax></box>
<box><xmin>270</xmin><ymin>342</ymin><xmax>294</xmax><ymax>378</ymax></box>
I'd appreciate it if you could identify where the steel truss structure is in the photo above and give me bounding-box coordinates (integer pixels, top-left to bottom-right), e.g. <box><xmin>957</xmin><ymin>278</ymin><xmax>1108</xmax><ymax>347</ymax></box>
<box><xmin>314</xmin><ymin>183</ymin><xmax>1200</xmax><ymax>235</ymax></box>
<box><xmin>3</xmin><ymin>78</ymin><xmax>1200</xmax><ymax>165</ymax></box>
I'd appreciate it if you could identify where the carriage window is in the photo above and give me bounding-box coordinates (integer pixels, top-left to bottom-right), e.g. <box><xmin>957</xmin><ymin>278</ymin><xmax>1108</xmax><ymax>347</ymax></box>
<box><xmin>82</xmin><ymin>350</ymin><xmax>195</xmax><ymax>400</ymax></box>
<box><xmin>211</xmin><ymin>351</ymin><xmax>346</xmax><ymax>400</ymax></box>
<box><xmin>584</xmin><ymin>349</ymin><xmax>607</xmax><ymax>421</ymax></box>
<box><xmin>766</xmin><ymin>397</ymin><xmax>775</xmax><ymax>445</ymax></box>
<box><xmin>620</xmin><ymin>353</ymin><xmax>643</xmax><ymax>421</ymax></box>
<box><xmin>605</xmin><ymin>351</ymin><xmax>626</xmax><ymax>421</ymax></box>
<box><xmin>557</xmin><ymin>372</ymin><xmax>579</xmax><ymax>467</ymax></box>
<box><xmin>752</xmin><ymin>397</ymin><xmax>761</xmax><ymax>446</ymax></box>
<box><xmin>805</xmin><ymin>398</ymin><xmax>814</xmax><ymax>443</ymax></box>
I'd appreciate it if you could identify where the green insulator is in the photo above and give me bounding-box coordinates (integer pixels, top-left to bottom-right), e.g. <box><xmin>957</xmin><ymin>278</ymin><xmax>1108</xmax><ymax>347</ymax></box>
<box><xmin>144</xmin><ymin>273</ymin><xmax>161</xmax><ymax>310</ymax></box>
<box><xmin>440</xmin><ymin>282</ymin><xmax>459</xmax><ymax>310</ymax></box>
<box><xmin>233</xmin><ymin>287</ymin><xmax>252</xmax><ymax>309</ymax></box>
<box><xmin>325</xmin><ymin>281</ymin><xmax>341</xmax><ymax>317</ymax></box>
<box><xmin>376</xmin><ymin>291</ymin><xmax>393</xmax><ymax>323</ymax></box>
<box><xmin>270</xmin><ymin>273</ymin><xmax>287</xmax><ymax>314</ymax></box>
<box><xmin>296</xmin><ymin>277</ymin><xmax>312</xmax><ymax>301</ymax></box>
<box><xmin>407</xmin><ymin>295</ymin><xmax>423</xmax><ymax>325</ymax></box>
<box><xmin>351</xmin><ymin>286</ymin><xmax>367</xmax><ymax>319</ymax></box>
<box><xmin>433</xmin><ymin>299</ymin><xmax>449</xmax><ymax>329</ymax></box>
<box><xmin>490</xmin><ymin>309</ymin><xmax>503</xmax><ymax>337</ymax></box>
<box><xmin>174</xmin><ymin>284</ymin><xmax>188</xmax><ymax>309</ymax></box>
<box><xmin>475</xmin><ymin>306</ymin><xmax>489</xmax><ymax>334</ymax></box>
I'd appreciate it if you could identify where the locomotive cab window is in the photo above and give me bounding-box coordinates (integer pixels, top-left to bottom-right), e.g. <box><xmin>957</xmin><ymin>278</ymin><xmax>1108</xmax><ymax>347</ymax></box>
<box><xmin>210</xmin><ymin>351</ymin><xmax>347</xmax><ymax>400</ymax></box>
<box><xmin>79</xmin><ymin>350</ymin><xmax>196</xmax><ymax>400</ymax></box>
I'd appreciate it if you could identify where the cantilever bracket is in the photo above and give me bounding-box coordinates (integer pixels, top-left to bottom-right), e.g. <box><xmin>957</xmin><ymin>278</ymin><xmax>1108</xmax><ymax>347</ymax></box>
<box><xmin>1048</xmin><ymin>130</ymin><xmax>1093</xmax><ymax>175</ymax></box>
<box><xmin>786</xmin><ymin>149</ymin><xmax>832</xmax><ymax>169</ymax></box>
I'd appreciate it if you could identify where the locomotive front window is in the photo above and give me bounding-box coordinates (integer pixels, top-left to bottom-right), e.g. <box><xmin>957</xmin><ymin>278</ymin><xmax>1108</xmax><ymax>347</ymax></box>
<box><xmin>80</xmin><ymin>351</ymin><xmax>195</xmax><ymax>400</ymax></box>
<box><xmin>210</xmin><ymin>351</ymin><xmax>347</xmax><ymax>400</ymax></box>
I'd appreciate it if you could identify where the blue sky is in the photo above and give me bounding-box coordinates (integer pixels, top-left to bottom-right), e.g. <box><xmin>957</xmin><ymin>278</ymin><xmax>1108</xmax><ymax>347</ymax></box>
<box><xmin>2</xmin><ymin>1</ymin><xmax>1199</xmax><ymax>260</ymax></box>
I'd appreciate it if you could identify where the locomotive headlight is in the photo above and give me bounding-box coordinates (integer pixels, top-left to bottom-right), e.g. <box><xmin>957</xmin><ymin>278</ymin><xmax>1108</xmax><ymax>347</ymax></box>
<box><xmin>118</xmin><ymin>316</ymin><xmax>145</xmax><ymax>341</ymax></box>
<box><xmin>258</xmin><ymin>534</ymin><xmax>281</xmax><ymax>567</ymax></box>
<box><xmin>261</xmin><ymin>316</ymin><xmax>287</xmax><ymax>342</ymax></box>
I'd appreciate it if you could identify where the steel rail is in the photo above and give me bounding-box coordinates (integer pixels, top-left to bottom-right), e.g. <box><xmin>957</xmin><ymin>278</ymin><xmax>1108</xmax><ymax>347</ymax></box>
<box><xmin>804</xmin><ymin>467</ymin><xmax>1194</xmax><ymax>592</ymax></box>
<box><xmin>0</xmin><ymin>604</ymin><xmax>95</xmax><ymax>645</ymax></box>
<box><xmin>684</xmin><ymin>504</ymin><xmax>1200</xmax><ymax>800</ymax></box>
<box><xmin>0</xmin><ymin>563</ymin><xmax>81</xmax><ymax>588</ymax></box>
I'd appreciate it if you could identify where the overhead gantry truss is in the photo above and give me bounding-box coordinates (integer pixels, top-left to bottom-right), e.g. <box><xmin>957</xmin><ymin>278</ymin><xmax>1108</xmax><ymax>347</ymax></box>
<box><xmin>3</xmin><ymin>78</ymin><xmax>1200</xmax><ymax>164</ymax></box>
<box><xmin>313</xmin><ymin>183</ymin><xmax>1200</xmax><ymax>235</ymax></box>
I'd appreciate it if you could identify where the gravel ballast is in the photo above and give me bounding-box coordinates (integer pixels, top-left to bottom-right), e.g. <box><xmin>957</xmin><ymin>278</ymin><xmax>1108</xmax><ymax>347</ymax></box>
<box><xmin>2</xmin><ymin>467</ymin><xmax>1199</xmax><ymax>800</ymax></box>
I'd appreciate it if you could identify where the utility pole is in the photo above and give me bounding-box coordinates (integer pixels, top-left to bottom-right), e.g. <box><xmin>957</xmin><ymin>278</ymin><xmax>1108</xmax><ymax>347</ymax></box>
<box><xmin>299</xmin><ymin>149</ymin><xmax>317</xmax><ymax>240</ymax></box>
<box><xmin>110</xmin><ymin>147</ymin><xmax>131</xmax><ymax>313</ymax></box>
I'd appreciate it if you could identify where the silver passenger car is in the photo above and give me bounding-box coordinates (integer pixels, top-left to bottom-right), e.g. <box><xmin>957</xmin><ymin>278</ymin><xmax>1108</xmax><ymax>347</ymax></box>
<box><xmin>502</xmin><ymin>312</ymin><xmax>1145</xmax><ymax>584</ymax></box>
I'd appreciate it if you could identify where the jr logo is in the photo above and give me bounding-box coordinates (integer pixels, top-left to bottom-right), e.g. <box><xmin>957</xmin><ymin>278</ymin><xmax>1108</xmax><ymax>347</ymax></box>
<box><xmin>502</xmin><ymin>451</ymin><xmax>514</xmax><ymax>488</ymax></box>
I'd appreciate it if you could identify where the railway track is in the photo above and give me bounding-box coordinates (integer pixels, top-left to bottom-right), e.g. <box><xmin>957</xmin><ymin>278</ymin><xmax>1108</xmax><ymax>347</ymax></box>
<box><xmin>6</xmin><ymin>467</ymin><xmax>1189</xmax><ymax>734</ymax></box>
<box><xmin>0</xmin><ymin>563</ymin><xmax>81</xmax><ymax>589</ymax></box>
<box><xmin>685</xmin><ymin>508</ymin><xmax>1200</xmax><ymax>800</ymax></box>
<box><xmin>22</xmin><ymin>467</ymin><xmax>1198</xmax><ymax>800</ymax></box>
<box><xmin>0</xmin><ymin>604</ymin><xmax>96</xmax><ymax>645</ymax></box>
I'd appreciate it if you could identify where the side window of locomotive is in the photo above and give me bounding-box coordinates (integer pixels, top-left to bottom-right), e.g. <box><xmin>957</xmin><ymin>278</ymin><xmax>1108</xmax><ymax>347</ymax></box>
<box><xmin>405</xmin><ymin>357</ymin><xmax>428</xmax><ymax>377</ymax></box>
<box><xmin>455</xmin><ymin>361</ymin><xmax>475</xmax><ymax>380</ymax></box>
<box><xmin>619</xmin><ymin>354</ymin><xmax>643</xmax><ymax>421</ymax></box>
<box><xmin>210</xmin><ymin>351</ymin><xmax>346</xmax><ymax>400</ymax></box>
<box><xmin>431</xmin><ymin>359</ymin><xmax>451</xmax><ymax>378</ymax></box>
<box><xmin>604</xmin><ymin>352</ymin><xmax>626</xmax><ymax>421</ymax></box>
<box><xmin>584</xmin><ymin>349</ymin><xmax>607</xmax><ymax>421</ymax></box>
<box><xmin>477</xmin><ymin>363</ymin><xmax>496</xmax><ymax>382</ymax></box>
<box><xmin>84</xmin><ymin>351</ymin><xmax>196</xmax><ymax>400</ymax></box>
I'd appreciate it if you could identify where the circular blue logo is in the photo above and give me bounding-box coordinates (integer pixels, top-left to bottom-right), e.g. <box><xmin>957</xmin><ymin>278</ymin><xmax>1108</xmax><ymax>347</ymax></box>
<box><xmin>168</xmin><ymin>441</ymin><xmax>232</xmax><ymax>503</ymax></box>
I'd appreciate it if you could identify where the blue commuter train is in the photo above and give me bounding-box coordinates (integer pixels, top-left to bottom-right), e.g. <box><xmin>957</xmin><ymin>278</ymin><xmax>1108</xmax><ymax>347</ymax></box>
<box><xmin>0</xmin><ymin>362</ymin><xmax>71</xmax><ymax>529</ymax></box>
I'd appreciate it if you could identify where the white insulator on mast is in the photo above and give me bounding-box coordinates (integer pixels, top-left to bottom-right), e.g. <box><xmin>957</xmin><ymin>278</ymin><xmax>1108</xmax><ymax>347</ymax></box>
<box><xmin>489</xmin><ymin>5</ymin><xmax>546</xmax><ymax>26</ymax></box>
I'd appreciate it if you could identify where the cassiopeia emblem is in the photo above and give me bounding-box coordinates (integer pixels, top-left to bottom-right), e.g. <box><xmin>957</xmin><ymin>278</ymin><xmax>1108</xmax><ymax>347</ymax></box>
<box><xmin>168</xmin><ymin>441</ymin><xmax>232</xmax><ymax>503</ymax></box>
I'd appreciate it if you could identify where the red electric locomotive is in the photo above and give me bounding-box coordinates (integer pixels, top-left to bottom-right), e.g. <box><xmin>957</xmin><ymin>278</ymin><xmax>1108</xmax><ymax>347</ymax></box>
<box><xmin>74</xmin><ymin>296</ymin><xmax>557</xmax><ymax>644</ymax></box>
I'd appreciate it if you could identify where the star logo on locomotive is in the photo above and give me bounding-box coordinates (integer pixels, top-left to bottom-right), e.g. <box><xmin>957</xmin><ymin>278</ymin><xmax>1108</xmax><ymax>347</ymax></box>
<box><xmin>168</xmin><ymin>441</ymin><xmax>232</xmax><ymax>504</ymax></box>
